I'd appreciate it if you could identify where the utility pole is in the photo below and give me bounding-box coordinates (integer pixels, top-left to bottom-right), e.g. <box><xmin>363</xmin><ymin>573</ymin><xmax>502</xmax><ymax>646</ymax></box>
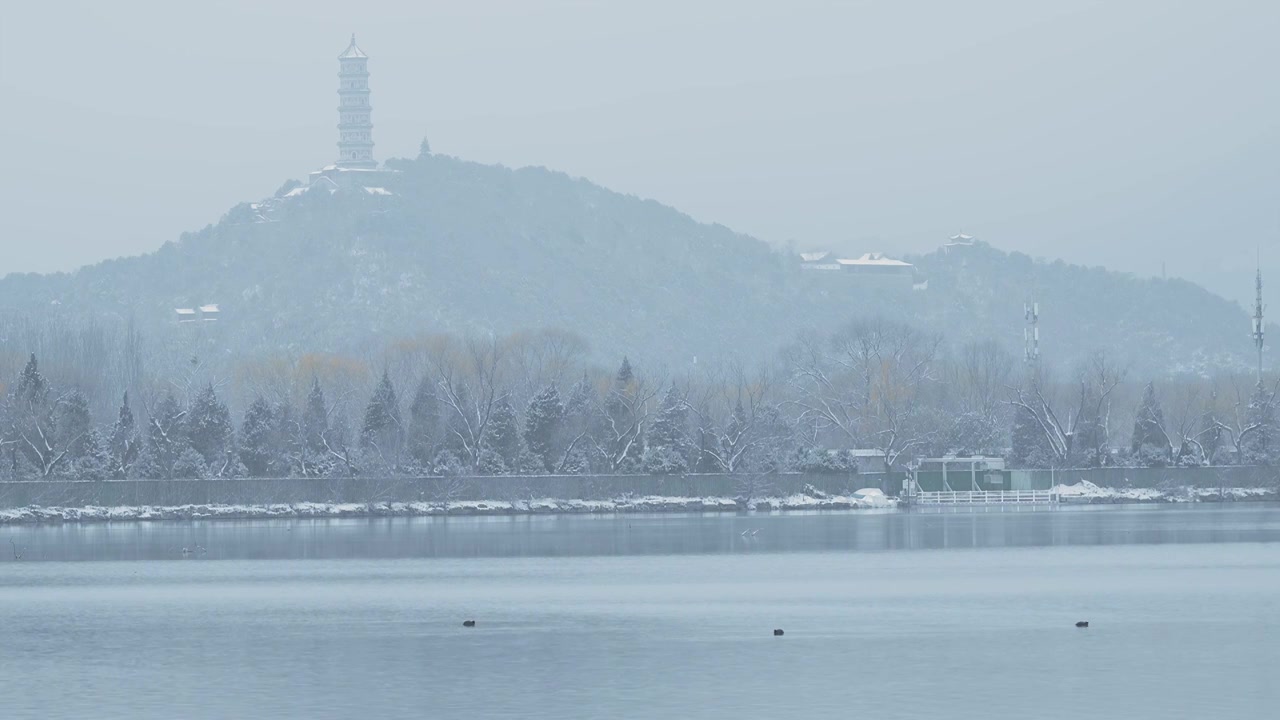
<box><xmin>1254</xmin><ymin>254</ymin><xmax>1265</xmax><ymax>384</ymax></box>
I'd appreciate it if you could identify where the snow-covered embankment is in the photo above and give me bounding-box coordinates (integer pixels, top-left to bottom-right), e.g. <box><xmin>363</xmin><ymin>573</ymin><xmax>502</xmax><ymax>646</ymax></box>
<box><xmin>0</xmin><ymin>492</ymin><xmax>895</xmax><ymax>524</ymax></box>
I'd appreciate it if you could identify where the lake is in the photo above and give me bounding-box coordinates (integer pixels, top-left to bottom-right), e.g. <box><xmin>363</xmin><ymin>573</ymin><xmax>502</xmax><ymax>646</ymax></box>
<box><xmin>2</xmin><ymin>505</ymin><xmax>1278</xmax><ymax>719</ymax></box>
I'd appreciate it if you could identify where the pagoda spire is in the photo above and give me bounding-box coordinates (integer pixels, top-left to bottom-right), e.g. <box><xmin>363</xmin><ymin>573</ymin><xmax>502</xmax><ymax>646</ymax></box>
<box><xmin>335</xmin><ymin>35</ymin><xmax>375</xmax><ymax>168</ymax></box>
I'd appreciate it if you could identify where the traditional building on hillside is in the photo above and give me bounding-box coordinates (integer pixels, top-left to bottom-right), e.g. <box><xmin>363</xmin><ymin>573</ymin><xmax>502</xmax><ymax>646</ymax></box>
<box><xmin>307</xmin><ymin>35</ymin><xmax>395</xmax><ymax>192</ymax></box>
<box><xmin>799</xmin><ymin>251</ymin><xmax>841</xmax><ymax>271</ymax></box>
<box><xmin>797</xmin><ymin>250</ymin><xmax>920</xmax><ymax>289</ymax></box>
<box><xmin>336</xmin><ymin>34</ymin><xmax>375</xmax><ymax>168</ymax></box>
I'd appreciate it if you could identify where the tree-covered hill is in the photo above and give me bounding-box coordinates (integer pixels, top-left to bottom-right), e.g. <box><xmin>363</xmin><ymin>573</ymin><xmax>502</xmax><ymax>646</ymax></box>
<box><xmin>0</xmin><ymin>150</ymin><xmax>1267</xmax><ymax>378</ymax></box>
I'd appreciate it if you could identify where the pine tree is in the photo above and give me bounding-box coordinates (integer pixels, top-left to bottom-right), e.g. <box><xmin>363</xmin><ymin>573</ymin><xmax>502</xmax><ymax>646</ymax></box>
<box><xmin>303</xmin><ymin>378</ymin><xmax>329</xmax><ymax>453</ymax></box>
<box><xmin>109</xmin><ymin>392</ymin><xmax>139</xmax><ymax>478</ymax></box>
<box><xmin>615</xmin><ymin>356</ymin><xmax>634</xmax><ymax>387</ymax></box>
<box><xmin>56</xmin><ymin>390</ymin><xmax>93</xmax><ymax>462</ymax></box>
<box><xmin>523</xmin><ymin>384</ymin><xmax>564</xmax><ymax>472</ymax></box>
<box><xmin>560</xmin><ymin>374</ymin><xmax>599</xmax><ymax>473</ymax></box>
<box><xmin>1131</xmin><ymin>382</ymin><xmax>1169</xmax><ymax>467</ymax></box>
<box><xmin>173</xmin><ymin>445</ymin><xmax>209</xmax><ymax>479</ymax></box>
<box><xmin>484</xmin><ymin>398</ymin><xmax>521</xmax><ymax>471</ymax></box>
<box><xmin>1010</xmin><ymin>404</ymin><xmax>1054</xmax><ymax>469</ymax></box>
<box><xmin>644</xmin><ymin>386</ymin><xmax>690</xmax><ymax>474</ymax></box>
<box><xmin>239</xmin><ymin>396</ymin><xmax>277</xmax><ymax>477</ymax></box>
<box><xmin>145</xmin><ymin>391</ymin><xmax>188</xmax><ymax>479</ymax></box>
<box><xmin>361</xmin><ymin>370</ymin><xmax>403</xmax><ymax>464</ymax></box>
<box><xmin>272</xmin><ymin>399</ymin><xmax>300</xmax><ymax>477</ymax></box>
<box><xmin>1241</xmin><ymin>383</ymin><xmax>1278</xmax><ymax>466</ymax></box>
<box><xmin>407</xmin><ymin>378</ymin><xmax>439</xmax><ymax>466</ymax></box>
<box><xmin>603</xmin><ymin>358</ymin><xmax>644</xmax><ymax>471</ymax></box>
<box><xmin>73</xmin><ymin>429</ymin><xmax>113</xmax><ymax>481</ymax></box>
<box><xmin>16</xmin><ymin>353</ymin><xmax>47</xmax><ymax>407</ymax></box>
<box><xmin>186</xmin><ymin>384</ymin><xmax>233</xmax><ymax>467</ymax></box>
<box><xmin>943</xmin><ymin>411</ymin><xmax>1002</xmax><ymax>458</ymax></box>
<box><xmin>10</xmin><ymin>353</ymin><xmax>58</xmax><ymax>475</ymax></box>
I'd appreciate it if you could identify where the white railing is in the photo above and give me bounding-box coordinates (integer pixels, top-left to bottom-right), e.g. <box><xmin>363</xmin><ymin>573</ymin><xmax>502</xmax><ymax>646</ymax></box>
<box><xmin>911</xmin><ymin>490</ymin><xmax>1059</xmax><ymax>505</ymax></box>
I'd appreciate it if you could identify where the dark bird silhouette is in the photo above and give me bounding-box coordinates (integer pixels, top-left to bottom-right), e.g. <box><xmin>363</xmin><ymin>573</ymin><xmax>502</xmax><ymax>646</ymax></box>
<box><xmin>463</xmin><ymin>620</ymin><xmax>476</xmax><ymax>628</ymax></box>
<box><xmin>773</xmin><ymin>629</ymin><xmax>784</xmax><ymax>636</ymax></box>
<box><xmin>1075</xmin><ymin>621</ymin><xmax>1089</xmax><ymax>628</ymax></box>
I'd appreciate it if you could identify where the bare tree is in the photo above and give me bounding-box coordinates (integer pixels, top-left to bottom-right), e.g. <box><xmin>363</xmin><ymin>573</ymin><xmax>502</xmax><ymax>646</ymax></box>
<box><xmin>786</xmin><ymin>319</ymin><xmax>940</xmax><ymax>469</ymax></box>
<box><xmin>430</xmin><ymin>334</ymin><xmax>507</xmax><ymax>469</ymax></box>
<box><xmin>1213</xmin><ymin>375</ymin><xmax>1280</xmax><ymax>464</ymax></box>
<box><xmin>1009</xmin><ymin>352</ymin><xmax>1124</xmax><ymax>467</ymax></box>
<box><xmin>954</xmin><ymin>339</ymin><xmax>1015</xmax><ymax>416</ymax></box>
<box><xmin>686</xmin><ymin>363</ymin><xmax>785</xmax><ymax>473</ymax></box>
<box><xmin>591</xmin><ymin>361</ymin><xmax>659</xmax><ymax>472</ymax></box>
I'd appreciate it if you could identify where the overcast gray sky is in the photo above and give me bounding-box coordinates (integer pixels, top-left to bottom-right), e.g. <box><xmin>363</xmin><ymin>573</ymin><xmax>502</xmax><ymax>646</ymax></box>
<box><xmin>2</xmin><ymin>0</ymin><xmax>1276</xmax><ymax>306</ymax></box>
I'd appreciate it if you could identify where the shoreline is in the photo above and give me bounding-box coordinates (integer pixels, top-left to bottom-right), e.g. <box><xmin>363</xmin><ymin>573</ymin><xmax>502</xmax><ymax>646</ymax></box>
<box><xmin>0</xmin><ymin>484</ymin><xmax>1276</xmax><ymax>524</ymax></box>
<box><xmin>0</xmin><ymin>494</ymin><xmax>890</xmax><ymax>525</ymax></box>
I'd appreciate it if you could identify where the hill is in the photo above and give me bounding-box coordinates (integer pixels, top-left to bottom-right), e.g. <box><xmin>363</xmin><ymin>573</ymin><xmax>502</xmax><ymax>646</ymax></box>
<box><xmin>0</xmin><ymin>150</ymin><xmax>1267</xmax><ymax>378</ymax></box>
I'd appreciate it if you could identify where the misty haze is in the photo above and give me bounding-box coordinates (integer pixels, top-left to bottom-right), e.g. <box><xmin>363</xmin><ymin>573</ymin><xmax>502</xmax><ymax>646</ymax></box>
<box><xmin>1</xmin><ymin>2</ymin><xmax>1277</xmax><ymax>719</ymax></box>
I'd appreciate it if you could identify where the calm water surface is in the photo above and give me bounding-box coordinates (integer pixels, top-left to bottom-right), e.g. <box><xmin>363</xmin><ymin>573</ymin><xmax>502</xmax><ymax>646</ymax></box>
<box><xmin>1</xmin><ymin>505</ymin><xmax>1278</xmax><ymax>719</ymax></box>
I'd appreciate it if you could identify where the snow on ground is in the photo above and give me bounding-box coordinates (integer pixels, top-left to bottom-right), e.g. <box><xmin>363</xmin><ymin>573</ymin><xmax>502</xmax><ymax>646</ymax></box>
<box><xmin>0</xmin><ymin>493</ymin><xmax>894</xmax><ymax>525</ymax></box>
<box><xmin>1053</xmin><ymin>480</ymin><xmax>1277</xmax><ymax>504</ymax></box>
<box><xmin>3</xmin><ymin>485</ymin><xmax>1273</xmax><ymax>524</ymax></box>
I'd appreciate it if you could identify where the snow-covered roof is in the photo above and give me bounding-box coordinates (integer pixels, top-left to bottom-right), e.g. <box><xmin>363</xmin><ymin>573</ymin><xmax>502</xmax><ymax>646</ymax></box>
<box><xmin>338</xmin><ymin>34</ymin><xmax>368</xmax><ymax>59</ymax></box>
<box><xmin>198</xmin><ymin>304</ymin><xmax>220</xmax><ymax>314</ymax></box>
<box><xmin>836</xmin><ymin>253</ymin><xmax>913</xmax><ymax>267</ymax></box>
<box><xmin>799</xmin><ymin>251</ymin><xmax>832</xmax><ymax>262</ymax></box>
<box><xmin>311</xmin><ymin>176</ymin><xmax>340</xmax><ymax>194</ymax></box>
<box><xmin>949</xmin><ymin>233</ymin><xmax>974</xmax><ymax>242</ymax></box>
<box><xmin>283</xmin><ymin>187</ymin><xmax>308</xmax><ymax>198</ymax></box>
<box><xmin>363</xmin><ymin>186</ymin><xmax>393</xmax><ymax>196</ymax></box>
<box><xmin>833</xmin><ymin>449</ymin><xmax>887</xmax><ymax>458</ymax></box>
<box><xmin>174</xmin><ymin>308</ymin><xmax>196</xmax><ymax>316</ymax></box>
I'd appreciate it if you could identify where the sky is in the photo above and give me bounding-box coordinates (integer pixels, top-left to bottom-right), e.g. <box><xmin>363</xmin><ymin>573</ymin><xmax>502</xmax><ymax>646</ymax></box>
<box><xmin>1</xmin><ymin>0</ymin><xmax>1276</xmax><ymax>307</ymax></box>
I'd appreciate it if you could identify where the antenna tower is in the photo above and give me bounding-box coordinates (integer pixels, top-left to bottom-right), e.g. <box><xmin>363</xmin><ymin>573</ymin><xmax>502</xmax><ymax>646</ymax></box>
<box><xmin>1254</xmin><ymin>256</ymin><xmax>1265</xmax><ymax>382</ymax></box>
<box><xmin>1024</xmin><ymin>299</ymin><xmax>1040</xmax><ymax>366</ymax></box>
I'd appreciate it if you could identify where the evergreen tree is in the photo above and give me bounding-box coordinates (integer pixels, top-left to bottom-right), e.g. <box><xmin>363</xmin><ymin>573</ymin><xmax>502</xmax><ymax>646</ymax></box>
<box><xmin>523</xmin><ymin>384</ymin><xmax>564</xmax><ymax>471</ymax></box>
<box><xmin>144</xmin><ymin>391</ymin><xmax>188</xmax><ymax>479</ymax></box>
<box><xmin>173</xmin><ymin>445</ymin><xmax>209</xmax><ymax>479</ymax></box>
<box><xmin>643</xmin><ymin>386</ymin><xmax>690</xmax><ymax>474</ymax></box>
<box><xmin>603</xmin><ymin>358</ymin><xmax>644</xmax><ymax>471</ymax></box>
<box><xmin>558</xmin><ymin>375</ymin><xmax>598</xmax><ymax>474</ymax></box>
<box><xmin>15</xmin><ymin>353</ymin><xmax>47</xmax><ymax>407</ymax></box>
<box><xmin>272</xmin><ymin>399</ymin><xmax>300</xmax><ymax>477</ymax></box>
<box><xmin>56</xmin><ymin>390</ymin><xmax>93</xmax><ymax>461</ymax></box>
<box><xmin>615</xmin><ymin>356</ymin><xmax>634</xmax><ymax>387</ymax></box>
<box><xmin>1131</xmin><ymin>382</ymin><xmax>1169</xmax><ymax>467</ymax></box>
<box><xmin>1240</xmin><ymin>383</ymin><xmax>1278</xmax><ymax>465</ymax></box>
<box><xmin>1072</xmin><ymin>412</ymin><xmax>1107</xmax><ymax>468</ymax></box>
<box><xmin>943</xmin><ymin>411</ymin><xmax>1002</xmax><ymax>458</ymax></box>
<box><xmin>186</xmin><ymin>384</ymin><xmax>233</xmax><ymax>467</ymax></box>
<box><xmin>1198</xmin><ymin>404</ymin><xmax>1224</xmax><ymax>465</ymax></box>
<box><xmin>753</xmin><ymin>404</ymin><xmax>795</xmax><ymax>473</ymax></box>
<box><xmin>407</xmin><ymin>378</ymin><xmax>439</xmax><ymax>466</ymax></box>
<box><xmin>1010</xmin><ymin>404</ymin><xmax>1054</xmax><ymax>469</ymax></box>
<box><xmin>303</xmin><ymin>377</ymin><xmax>330</xmax><ymax>454</ymax></box>
<box><xmin>10</xmin><ymin>353</ymin><xmax>59</xmax><ymax>476</ymax></box>
<box><xmin>360</xmin><ymin>370</ymin><xmax>403</xmax><ymax>464</ymax></box>
<box><xmin>239</xmin><ymin>396</ymin><xmax>277</xmax><ymax>477</ymax></box>
<box><xmin>73</xmin><ymin>429</ymin><xmax>113</xmax><ymax>481</ymax></box>
<box><xmin>484</xmin><ymin>397</ymin><xmax>521</xmax><ymax>471</ymax></box>
<box><xmin>109</xmin><ymin>392</ymin><xmax>139</xmax><ymax>478</ymax></box>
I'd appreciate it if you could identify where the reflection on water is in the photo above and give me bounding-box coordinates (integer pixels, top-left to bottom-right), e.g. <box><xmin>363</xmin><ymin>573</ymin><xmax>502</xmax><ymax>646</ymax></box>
<box><xmin>4</xmin><ymin>504</ymin><xmax>1279</xmax><ymax>562</ymax></box>
<box><xmin>2</xmin><ymin>505</ymin><xmax>1277</xmax><ymax>720</ymax></box>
